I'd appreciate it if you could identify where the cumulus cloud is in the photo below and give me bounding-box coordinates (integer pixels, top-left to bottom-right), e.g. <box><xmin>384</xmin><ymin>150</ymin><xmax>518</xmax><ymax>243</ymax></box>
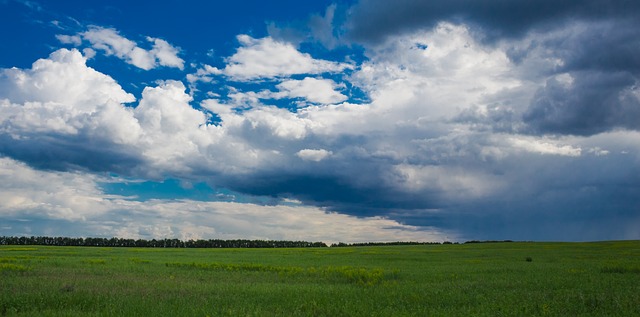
<box><xmin>266</xmin><ymin>77</ymin><xmax>347</xmax><ymax>104</ymax></box>
<box><xmin>63</xmin><ymin>26</ymin><xmax>184</xmax><ymax>70</ymax></box>
<box><xmin>298</xmin><ymin>22</ymin><xmax>522</xmax><ymax>137</ymax></box>
<box><xmin>221</xmin><ymin>35</ymin><xmax>352</xmax><ymax>80</ymax></box>
<box><xmin>0</xmin><ymin>48</ymin><xmax>143</xmax><ymax>171</ymax></box>
<box><xmin>345</xmin><ymin>1</ymin><xmax>640</xmax><ymax>139</ymax></box>
<box><xmin>0</xmin><ymin>48</ymin><xmax>135</xmax><ymax>107</ymax></box>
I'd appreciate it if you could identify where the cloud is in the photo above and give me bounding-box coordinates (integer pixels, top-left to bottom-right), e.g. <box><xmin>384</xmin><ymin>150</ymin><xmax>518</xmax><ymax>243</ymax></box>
<box><xmin>307</xmin><ymin>4</ymin><xmax>340</xmax><ymax>49</ymax></box>
<box><xmin>0</xmin><ymin>48</ymin><xmax>143</xmax><ymax>171</ymax></box>
<box><xmin>0</xmin><ymin>157</ymin><xmax>451</xmax><ymax>243</ymax></box>
<box><xmin>345</xmin><ymin>0</ymin><xmax>640</xmax><ymax>45</ymax></box>
<box><xmin>148</xmin><ymin>37</ymin><xmax>185</xmax><ymax>69</ymax></box>
<box><xmin>486</xmin><ymin>17</ymin><xmax>640</xmax><ymax>136</ymax></box>
<box><xmin>0</xmin><ymin>157</ymin><xmax>109</xmax><ymax>221</ymax></box>
<box><xmin>267</xmin><ymin>3</ymin><xmax>344</xmax><ymax>49</ymax></box>
<box><xmin>0</xmin><ymin>48</ymin><xmax>135</xmax><ymax>106</ymax></box>
<box><xmin>221</xmin><ymin>35</ymin><xmax>352</xmax><ymax>80</ymax></box>
<box><xmin>296</xmin><ymin>149</ymin><xmax>333</xmax><ymax>162</ymax></box>
<box><xmin>508</xmin><ymin>136</ymin><xmax>582</xmax><ymax>157</ymax></box>
<box><xmin>391</xmin><ymin>164</ymin><xmax>503</xmax><ymax>199</ymax></box>
<box><xmin>55</xmin><ymin>34</ymin><xmax>81</xmax><ymax>46</ymax></box>
<box><xmin>0</xmin><ymin>50</ymin><xmax>216</xmax><ymax>175</ymax></box>
<box><xmin>0</xmin><ymin>48</ymin><xmax>140</xmax><ymax>148</ymax></box>
<box><xmin>523</xmin><ymin>71</ymin><xmax>640</xmax><ymax>135</ymax></box>
<box><xmin>69</xmin><ymin>26</ymin><xmax>184</xmax><ymax>70</ymax></box>
<box><xmin>267</xmin><ymin>78</ymin><xmax>348</xmax><ymax>104</ymax></box>
<box><xmin>344</xmin><ymin>1</ymin><xmax>640</xmax><ymax>139</ymax></box>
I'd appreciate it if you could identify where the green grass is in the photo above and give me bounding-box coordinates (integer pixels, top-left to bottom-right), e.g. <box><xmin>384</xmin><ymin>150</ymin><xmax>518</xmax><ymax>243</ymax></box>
<box><xmin>1</xmin><ymin>241</ymin><xmax>639</xmax><ymax>316</ymax></box>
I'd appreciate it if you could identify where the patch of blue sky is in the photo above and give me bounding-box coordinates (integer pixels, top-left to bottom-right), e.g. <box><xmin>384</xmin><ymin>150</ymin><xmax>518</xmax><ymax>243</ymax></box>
<box><xmin>0</xmin><ymin>1</ymin><xmax>58</xmax><ymax>68</ymax></box>
<box><xmin>100</xmin><ymin>178</ymin><xmax>217</xmax><ymax>201</ymax></box>
<box><xmin>100</xmin><ymin>177</ymin><xmax>280</xmax><ymax>205</ymax></box>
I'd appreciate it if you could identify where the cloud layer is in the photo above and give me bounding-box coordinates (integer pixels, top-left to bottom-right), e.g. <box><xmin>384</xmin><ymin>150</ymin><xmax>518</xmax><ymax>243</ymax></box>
<box><xmin>0</xmin><ymin>157</ymin><xmax>448</xmax><ymax>243</ymax></box>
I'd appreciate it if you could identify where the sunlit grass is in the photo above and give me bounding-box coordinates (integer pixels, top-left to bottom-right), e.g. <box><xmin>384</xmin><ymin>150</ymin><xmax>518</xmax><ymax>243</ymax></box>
<box><xmin>0</xmin><ymin>263</ymin><xmax>30</xmax><ymax>272</ymax></box>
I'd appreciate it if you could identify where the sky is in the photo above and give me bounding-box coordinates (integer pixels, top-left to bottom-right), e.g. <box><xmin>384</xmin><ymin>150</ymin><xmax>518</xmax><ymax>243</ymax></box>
<box><xmin>0</xmin><ymin>0</ymin><xmax>639</xmax><ymax>243</ymax></box>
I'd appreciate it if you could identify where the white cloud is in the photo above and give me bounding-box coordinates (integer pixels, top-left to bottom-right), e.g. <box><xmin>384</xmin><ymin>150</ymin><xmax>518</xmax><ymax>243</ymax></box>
<box><xmin>82</xmin><ymin>47</ymin><xmax>96</xmax><ymax>59</ymax></box>
<box><xmin>132</xmin><ymin>80</ymin><xmax>214</xmax><ymax>173</ymax></box>
<box><xmin>79</xmin><ymin>26</ymin><xmax>184</xmax><ymax>70</ymax></box>
<box><xmin>0</xmin><ymin>48</ymin><xmax>134</xmax><ymax>106</ymax></box>
<box><xmin>296</xmin><ymin>149</ymin><xmax>333</xmax><ymax>162</ymax></box>
<box><xmin>0</xmin><ymin>49</ymin><xmax>139</xmax><ymax>142</ymax></box>
<box><xmin>268</xmin><ymin>77</ymin><xmax>347</xmax><ymax>104</ymax></box>
<box><xmin>200</xmin><ymin>98</ymin><xmax>233</xmax><ymax>114</ymax></box>
<box><xmin>186</xmin><ymin>64</ymin><xmax>221</xmax><ymax>84</ymax></box>
<box><xmin>392</xmin><ymin>164</ymin><xmax>503</xmax><ymax>199</ymax></box>
<box><xmin>0</xmin><ymin>49</ymin><xmax>285</xmax><ymax>177</ymax></box>
<box><xmin>148</xmin><ymin>37</ymin><xmax>185</xmax><ymax>69</ymax></box>
<box><xmin>241</xmin><ymin>106</ymin><xmax>311</xmax><ymax>140</ymax></box>
<box><xmin>0</xmin><ymin>158</ymin><xmax>110</xmax><ymax>221</ymax></box>
<box><xmin>222</xmin><ymin>35</ymin><xmax>352</xmax><ymax>80</ymax></box>
<box><xmin>56</xmin><ymin>34</ymin><xmax>81</xmax><ymax>46</ymax></box>
<box><xmin>509</xmin><ymin>137</ymin><xmax>582</xmax><ymax>157</ymax></box>
<box><xmin>293</xmin><ymin>22</ymin><xmax>525</xmax><ymax>137</ymax></box>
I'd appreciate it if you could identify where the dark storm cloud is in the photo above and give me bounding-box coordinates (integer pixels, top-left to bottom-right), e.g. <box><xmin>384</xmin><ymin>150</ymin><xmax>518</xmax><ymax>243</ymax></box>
<box><xmin>346</xmin><ymin>0</ymin><xmax>640</xmax><ymax>44</ymax></box>
<box><xmin>524</xmin><ymin>71</ymin><xmax>640</xmax><ymax>135</ymax></box>
<box><xmin>395</xmin><ymin>151</ymin><xmax>640</xmax><ymax>241</ymax></box>
<box><xmin>557</xmin><ymin>21</ymin><xmax>640</xmax><ymax>74</ymax></box>
<box><xmin>0</xmin><ymin>134</ymin><xmax>144</xmax><ymax>173</ymax></box>
<box><xmin>221</xmin><ymin>161</ymin><xmax>441</xmax><ymax>217</ymax></box>
<box><xmin>504</xmin><ymin>18</ymin><xmax>640</xmax><ymax>75</ymax></box>
<box><xmin>516</xmin><ymin>19</ymin><xmax>640</xmax><ymax>135</ymax></box>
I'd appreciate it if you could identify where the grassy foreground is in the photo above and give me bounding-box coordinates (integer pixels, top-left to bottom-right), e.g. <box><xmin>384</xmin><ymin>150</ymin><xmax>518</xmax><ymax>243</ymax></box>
<box><xmin>1</xmin><ymin>241</ymin><xmax>639</xmax><ymax>316</ymax></box>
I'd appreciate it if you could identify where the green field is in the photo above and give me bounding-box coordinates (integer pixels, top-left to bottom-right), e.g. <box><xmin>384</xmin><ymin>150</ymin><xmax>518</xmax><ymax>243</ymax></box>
<box><xmin>1</xmin><ymin>241</ymin><xmax>639</xmax><ymax>316</ymax></box>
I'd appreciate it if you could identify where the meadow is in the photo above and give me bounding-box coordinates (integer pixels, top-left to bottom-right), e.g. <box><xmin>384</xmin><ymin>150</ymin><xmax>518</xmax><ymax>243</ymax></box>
<box><xmin>1</xmin><ymin>241</ymin><xmax>639</xmax><ymax>316</ymax></box>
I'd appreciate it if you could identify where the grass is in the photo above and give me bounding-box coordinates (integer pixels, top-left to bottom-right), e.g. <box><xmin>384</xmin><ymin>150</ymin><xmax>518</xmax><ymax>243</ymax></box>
<box><xmin>0</xmin><ymin>241</ymin><xmax>639</xmax><ymax>316</ymax></box>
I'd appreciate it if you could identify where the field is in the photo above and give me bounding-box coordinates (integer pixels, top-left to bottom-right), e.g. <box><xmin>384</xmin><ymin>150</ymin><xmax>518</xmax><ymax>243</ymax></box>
<box><xmin>1</xmin><ymin>241</ymin><xmax>639</xmax><ymax>316</ymax></box>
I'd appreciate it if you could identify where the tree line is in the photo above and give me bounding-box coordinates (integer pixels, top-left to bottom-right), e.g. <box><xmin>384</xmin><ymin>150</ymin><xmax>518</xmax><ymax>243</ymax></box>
<box><xmin>0</xmin><ymin>236</ymin><xmax>516</xmax><ymax>248</ymax></box>
<box><xmin>329</xmin><ymin>240</ymin><xmax>515</xmax><ymax>247</ymax></box>
<box><xmin>330</xmin><ymin>241</ymin><xmax>451</xmax><ymax>247</ymax></box>
<box><xmin>0</xmin><ymin>236</ymin><xmax>327</xmax><ymax>248</ymax></box>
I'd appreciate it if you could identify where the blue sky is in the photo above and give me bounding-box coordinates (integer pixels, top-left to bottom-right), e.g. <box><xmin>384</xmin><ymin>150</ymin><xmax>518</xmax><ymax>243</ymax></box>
<box><xmin>1</xmin><ymin>0</ymin><xmax>639</xmax><ymax>243</ymax></box>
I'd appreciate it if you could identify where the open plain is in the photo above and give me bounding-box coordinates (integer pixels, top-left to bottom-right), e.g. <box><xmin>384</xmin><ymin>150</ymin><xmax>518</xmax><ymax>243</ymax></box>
<box><xmin>1</xmin><ymin>241</ymin><xmax>639</xmax><ymax>316</ymax></box>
